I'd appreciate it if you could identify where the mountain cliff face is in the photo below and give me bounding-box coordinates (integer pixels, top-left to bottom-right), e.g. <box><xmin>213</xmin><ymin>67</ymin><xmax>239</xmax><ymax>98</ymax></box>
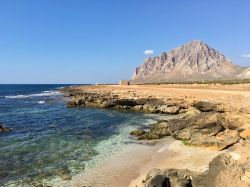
<box><xmin>131</xmin><ymin>40</ymin><xmax>240</xmax><ymax>83</ymax></box>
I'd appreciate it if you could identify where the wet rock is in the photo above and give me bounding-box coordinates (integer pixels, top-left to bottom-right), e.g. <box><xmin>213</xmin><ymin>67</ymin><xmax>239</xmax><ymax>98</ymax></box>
<box><xmin>138</xmin><ymin>132</ymin><xmax>161</xmax><ymax>140</ymax></box>
<box><xmin>193</xmin><ymin>100</ymin><xmax>217</xmax><ymax>112</ymax></box>
<box><xmin>0</xmin><ymin>123</ymin><xmax>11</xmax><ymax>132</ymax></box>
<box><xmin>67</xmin><ymin>98</ymin><xmax>85</xmax><ymax>107</ymax></box>
<box><xmin>75</xmin><ymin>99</ymin><xmax>85</xmax><ymax>106</ymax></box>
<box><xmin>130</xmin><ymin>129</ymin><xmax>146</xmax><ymax>136</ymax></box>
<box><xmin>137</xmin><ymin>121</ymin><xmax>171</xmax><ymax>140</ymax></box>
<box><xmin>67</xmin><ymin>100</ymin><xmax>77</xmax><ymax>107</ymax></box>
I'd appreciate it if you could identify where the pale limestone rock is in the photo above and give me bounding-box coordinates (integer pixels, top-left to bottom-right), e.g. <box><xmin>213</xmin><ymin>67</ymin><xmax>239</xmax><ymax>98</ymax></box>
<box><xmin>132</xmin><ymin>40</ymin><xmax>240</xmax><ymax>83</ymax></box>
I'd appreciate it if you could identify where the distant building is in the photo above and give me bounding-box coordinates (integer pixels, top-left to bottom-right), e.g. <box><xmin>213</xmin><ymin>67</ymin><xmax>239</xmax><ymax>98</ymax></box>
<box><xmin>119</xmin><ymin>80</ymin><xmax>130</xmax><ymax>86</ymax></box>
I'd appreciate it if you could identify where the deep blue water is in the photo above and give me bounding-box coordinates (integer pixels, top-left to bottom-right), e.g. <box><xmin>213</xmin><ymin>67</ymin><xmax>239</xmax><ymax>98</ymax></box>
<box><xmin>0</xmin><ymin>84</ymin><xmax>157</xmax><ymax>186</ymax></box>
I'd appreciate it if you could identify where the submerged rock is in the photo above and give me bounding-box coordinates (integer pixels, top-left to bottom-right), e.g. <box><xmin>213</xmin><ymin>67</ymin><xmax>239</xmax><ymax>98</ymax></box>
<box><xmin>0</xmin><ymin>123</ymin><xmax>11</xmax><ymax>132</ymax></box>
<box><xmin>67</xmin><ymin>98</ymin><xmax>85</xmax><ymax>107</ymax></box>
<box><xmin>55</xmin><ymin>167</ymin><xmax>72</xmax><ymax>180</ymax></box>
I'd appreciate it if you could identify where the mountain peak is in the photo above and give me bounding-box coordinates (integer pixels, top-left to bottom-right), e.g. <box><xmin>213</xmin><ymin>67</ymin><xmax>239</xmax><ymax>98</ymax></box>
<box><xmin>185</xmin><ymin>40</ymin><xmax>205</xmax><ymax>45</ymax></box>
<box><xmin>131</xmin><ymin>41</ymin><xmax>238</xmax><ymax>83</ymax></box>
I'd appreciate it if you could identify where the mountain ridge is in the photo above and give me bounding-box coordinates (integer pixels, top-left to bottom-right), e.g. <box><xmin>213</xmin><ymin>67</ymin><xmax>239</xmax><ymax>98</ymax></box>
<box><xmin>131</xmin><ymin>40</ymin><xmax>246</xmax><ymax>83</ymax></box>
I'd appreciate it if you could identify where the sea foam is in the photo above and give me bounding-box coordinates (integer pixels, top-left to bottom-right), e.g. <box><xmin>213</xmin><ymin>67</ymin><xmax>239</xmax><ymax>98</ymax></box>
<box><xmin>4</xmin><ymin>91</ymin><xmax>61</xmax><ymax>99</ymax></box>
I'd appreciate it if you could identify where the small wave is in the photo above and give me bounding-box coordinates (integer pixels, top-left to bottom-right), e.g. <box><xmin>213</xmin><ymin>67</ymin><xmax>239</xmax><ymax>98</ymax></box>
<box><xmin>38</xmin><ymin>101</ymin><xmax>45</xmax><ymax>104</ymax></box>
<box><xmin>4</xmin><ymin>91</ymin><xmax>61</xmax><ymax>99</ymax></box>
<box><xmin>5</xmin><ymin>95</ymin><xmax>29</xmax><ymax>99</ymax></box>
<box><xmin>55</xmin><ymin>86</ymin><xmax>65</xmax><ymax>89</ymax></box>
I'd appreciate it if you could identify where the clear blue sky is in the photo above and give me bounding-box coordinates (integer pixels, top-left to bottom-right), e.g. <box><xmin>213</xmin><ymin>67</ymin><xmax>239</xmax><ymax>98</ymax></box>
<box><xmin>0</xmin><ymin>0</ymin><xmax>250</xmax><ymax>84</ymax></box>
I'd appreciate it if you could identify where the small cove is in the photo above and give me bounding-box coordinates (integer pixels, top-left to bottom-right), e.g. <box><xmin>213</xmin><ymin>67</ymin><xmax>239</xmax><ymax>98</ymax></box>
<box><xmin>0</xmin><ymin>84</ymin><xmax>179</xmax><ymax>186</ymax></box>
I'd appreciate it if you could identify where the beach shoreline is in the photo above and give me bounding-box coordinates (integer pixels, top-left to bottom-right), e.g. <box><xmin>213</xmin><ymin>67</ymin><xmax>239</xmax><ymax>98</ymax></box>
<box><xmin>60</xmin><ymin>84</ymin><xmax>250</xmax><ymax>186</ymax></box>
<box><xmin>60</xmin><ymin>136</ymin><xmax>221</xmax><ymax>187</ymax></box>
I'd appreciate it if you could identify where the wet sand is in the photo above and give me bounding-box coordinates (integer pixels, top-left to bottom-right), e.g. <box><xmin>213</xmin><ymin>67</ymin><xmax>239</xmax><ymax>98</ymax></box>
<box><xmin>60</xmin><ymin>137</ymin><xmax>221</xmax><ymax>187</ymax></box>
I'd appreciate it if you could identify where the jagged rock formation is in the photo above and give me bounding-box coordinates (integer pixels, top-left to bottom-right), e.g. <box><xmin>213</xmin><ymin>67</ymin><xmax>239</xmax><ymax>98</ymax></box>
<box><xmin>132</xmin><ymin>40</ymin><xmax>240</xmax><ymax>83</ymax></box>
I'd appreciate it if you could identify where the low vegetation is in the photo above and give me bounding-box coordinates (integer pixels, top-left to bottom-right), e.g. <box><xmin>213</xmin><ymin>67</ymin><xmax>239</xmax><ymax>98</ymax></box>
<box><xmin>132</xmin><ymin>78</ymin><xmax>250</xmax><ymax>85</ymax></box>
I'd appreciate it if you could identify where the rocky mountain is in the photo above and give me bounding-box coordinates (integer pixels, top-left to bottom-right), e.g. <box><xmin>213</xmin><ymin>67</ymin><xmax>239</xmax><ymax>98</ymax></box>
<box><xmin>131</xmin><ymin>40</ymin><xmax>242</xmax><ymax>83</ymax></box>
<box><xmin>236</xmin><ymin>67</ymin><xmax>250</xmax><ymax>79</ymax></box>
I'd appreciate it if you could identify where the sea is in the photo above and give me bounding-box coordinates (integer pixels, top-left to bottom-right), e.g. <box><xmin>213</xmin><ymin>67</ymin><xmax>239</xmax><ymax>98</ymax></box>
<box><xmin>0</xmin><ymin>84</ymin><xmax>168</xmax><ymax>187</ymax></box>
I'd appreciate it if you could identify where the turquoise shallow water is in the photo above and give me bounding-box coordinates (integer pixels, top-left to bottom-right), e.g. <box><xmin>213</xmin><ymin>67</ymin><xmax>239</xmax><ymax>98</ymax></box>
<box><xmin>0</xmin><ymin>85</ymin><xmax>161</xmax><ymax>186</ymax></box>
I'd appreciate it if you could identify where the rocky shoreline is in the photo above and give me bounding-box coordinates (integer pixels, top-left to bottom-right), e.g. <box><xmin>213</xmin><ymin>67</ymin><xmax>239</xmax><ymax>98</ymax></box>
<box><xmin>60</xmin><ymin>85</ymin><xmax>250</xmax><ymax>187</ymax></box>
<box><xmin>63</xmin><ymin>88</ymin><xmax>186</xmax><ymax>115</ymax></box>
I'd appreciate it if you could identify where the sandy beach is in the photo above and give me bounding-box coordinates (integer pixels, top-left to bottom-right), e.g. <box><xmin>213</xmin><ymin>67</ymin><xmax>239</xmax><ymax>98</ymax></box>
<box><xmin>60</xmin><ymin>137</ymin><xmax>221</xmax><ymax>187</ymax></box>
